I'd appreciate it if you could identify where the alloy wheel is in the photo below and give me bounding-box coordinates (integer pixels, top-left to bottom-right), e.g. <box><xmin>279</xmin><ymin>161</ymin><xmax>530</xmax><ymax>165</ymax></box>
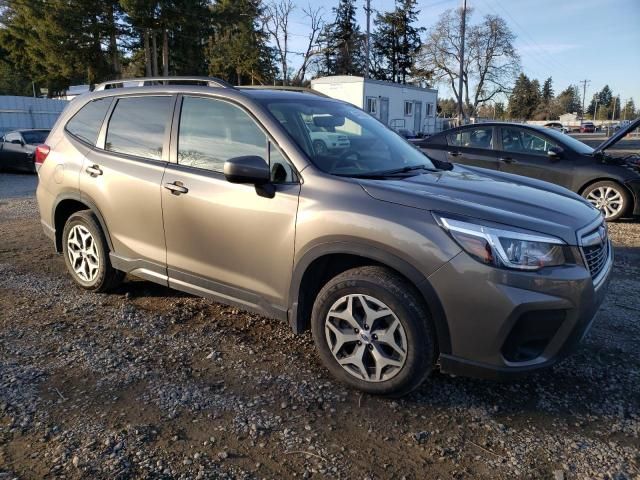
<box><xmin>325</xmin><ymin>294</ymin><xmax>407</xmax><ymax>382</ymax></box>
<box><xmin>67</xmin><ymin>225</ymin><xmax>100</xmax><ymax>282</ymax></box>
<box><xmin>586</xmin><ymin>186</ymin><xmax>624</xmax><ymax>219</ymax></box>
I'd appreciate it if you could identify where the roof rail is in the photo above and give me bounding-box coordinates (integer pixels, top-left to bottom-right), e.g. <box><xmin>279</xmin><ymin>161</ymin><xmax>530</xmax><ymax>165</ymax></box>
<box><xmin>239</xmin><ymin>85</ymin><xmax>329</xmax><ymax>98</ymax></box>
<box><xmin>93</xmin><ymin>76</ymin><xmax>234</xmax><ymax>91</ymax></box>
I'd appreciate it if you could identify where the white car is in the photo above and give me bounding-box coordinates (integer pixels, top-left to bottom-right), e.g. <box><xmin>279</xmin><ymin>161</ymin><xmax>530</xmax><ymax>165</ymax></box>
<box><xmin>543</xmin><ymin>122</ymin><xmax>570</xmax><ymax>134</ymax></box>
<box><xmin>305</xmin><ymin>122</ymin><xmax>350</xmax><ymax>154</ymax></box>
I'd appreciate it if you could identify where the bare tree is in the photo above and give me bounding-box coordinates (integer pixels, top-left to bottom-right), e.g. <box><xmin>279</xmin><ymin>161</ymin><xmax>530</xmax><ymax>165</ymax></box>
<box><xmin>418</xmin><ymin>8</ymin><xmax>519</xmax><ymax>117</ymax></box>
<box><xmin>264</xmin><ymin>0</ymin><xmax>295</xmax><ymax>85</ymax></box>
<box><xmin>291</xmin><ymin>5</ymin><xmax>324</xmax><ymax>85</ymax></box>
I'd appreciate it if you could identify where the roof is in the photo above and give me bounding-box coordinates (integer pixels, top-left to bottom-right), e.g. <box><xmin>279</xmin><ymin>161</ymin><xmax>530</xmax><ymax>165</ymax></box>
<box><xmin>311</xmin><ymin>75</ymin><xmax>438</xmax><ymax>94</ymax></box>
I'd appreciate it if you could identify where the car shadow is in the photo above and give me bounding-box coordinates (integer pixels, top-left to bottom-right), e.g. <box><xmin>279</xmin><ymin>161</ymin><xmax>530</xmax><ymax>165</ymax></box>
<box><xmin>112</xmin><ymin>276</ymin><xmax>194</xmax><ymax>299</ymax></box>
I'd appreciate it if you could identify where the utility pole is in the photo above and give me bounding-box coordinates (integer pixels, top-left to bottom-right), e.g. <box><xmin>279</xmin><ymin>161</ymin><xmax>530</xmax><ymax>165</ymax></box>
<box><xmin>611</xmin><ymin>96</ymin><xmax>617</xmax><ymax>121</ymax></box>
<box><xmin>364</xmin><ymin>0</ymin><xmax>371</xmax><ymax>80</ymax></box>
<box><xmin>593</xmin><ymin>97</ymin><xmax>598</xmax><ymax>121</ymax></box>
<box><xmin>579</xmin><ymin>79</ymin><xmax>590</xmax><ymax>121</ymax></box>
<box><xmin>457</xmin><ymin>0</ymin><xmax>467</xmax><ymax>123</ymax></box>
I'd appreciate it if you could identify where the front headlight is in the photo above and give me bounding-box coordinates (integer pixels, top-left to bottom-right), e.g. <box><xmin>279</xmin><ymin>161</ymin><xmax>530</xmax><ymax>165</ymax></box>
<box><xmin>435</xmin><ymin>214</ymin><xmax>567</xmax><ymax>271</ymax></box>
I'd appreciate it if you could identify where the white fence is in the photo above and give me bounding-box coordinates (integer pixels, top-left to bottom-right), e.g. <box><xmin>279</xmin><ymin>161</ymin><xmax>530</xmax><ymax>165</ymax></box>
<box><xmin>0</xmin><ymin>96</ymin><xmax>69</xmax><ymax>136</ymax></box>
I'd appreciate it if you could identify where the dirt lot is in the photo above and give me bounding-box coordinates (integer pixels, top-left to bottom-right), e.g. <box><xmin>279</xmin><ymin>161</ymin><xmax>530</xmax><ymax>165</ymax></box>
<box><xmin>1</xmin><ymin>173</ymin><xmax>639</xmax><ymax>479</ymax></box>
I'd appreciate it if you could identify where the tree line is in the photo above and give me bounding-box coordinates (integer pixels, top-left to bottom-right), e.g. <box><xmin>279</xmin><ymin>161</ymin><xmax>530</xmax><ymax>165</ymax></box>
<box><xmin>0</xmin><ymin>0</ymin><xmax>636</xmax><ymax>122</ymax></box>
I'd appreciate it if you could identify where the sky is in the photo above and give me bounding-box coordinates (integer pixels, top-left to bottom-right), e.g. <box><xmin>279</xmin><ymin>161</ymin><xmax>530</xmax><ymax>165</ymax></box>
<box><xmin>286</xmin><ymin>0</ymin><xmax>640</xmax><ymax>105</ymax></box>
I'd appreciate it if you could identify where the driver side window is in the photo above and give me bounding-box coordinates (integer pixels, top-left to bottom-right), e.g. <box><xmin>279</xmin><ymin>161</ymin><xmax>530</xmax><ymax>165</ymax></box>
<box><xmin>501</xmin><ymin>128</ymin><xmax>557</xmax><ymax>155</ymax></box>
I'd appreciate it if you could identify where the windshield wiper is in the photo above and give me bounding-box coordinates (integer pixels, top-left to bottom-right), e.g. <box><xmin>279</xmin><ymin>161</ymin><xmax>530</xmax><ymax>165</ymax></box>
<box><xmin>333</xmin><ymin>164</ymin><xmax>437</xmax><ymax>179</ymax></box>
<box><xmin>375</xmin><ymin>164</ymin><xmax>436</xmax><ymax>175</ymax></box>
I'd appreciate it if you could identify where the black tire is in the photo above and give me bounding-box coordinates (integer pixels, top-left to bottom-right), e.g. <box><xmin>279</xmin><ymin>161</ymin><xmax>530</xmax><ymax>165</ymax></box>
<box><xmin>581</xmin><ymin>181</ymin><xmax>631</xmax><ymax>221</ymax></box>
<box><xmin>61</xmin><ymin>210</ymin><xmax>124</xmax><ymax>292</ymax></box>
<box><xmin>313</xmin><ymin>140</ymin><xmax>328</xmax><ymax>155</ymax></box>
<box><xmin>311</xmin><ymin>266</ymin><xmax>436</xmax><ymax>397</ymax></box>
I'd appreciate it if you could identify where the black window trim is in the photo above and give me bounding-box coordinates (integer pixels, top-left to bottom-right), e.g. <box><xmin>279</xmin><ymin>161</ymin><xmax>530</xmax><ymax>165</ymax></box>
<box><xmin>168</xmin><ymin>93</ymin><xmax>301</xmax><ymax>184</ymax></box>
<box><xmin>95</xmin><ymin>93</ymin><xmax>178</xmax><ymax>164</ymax></box>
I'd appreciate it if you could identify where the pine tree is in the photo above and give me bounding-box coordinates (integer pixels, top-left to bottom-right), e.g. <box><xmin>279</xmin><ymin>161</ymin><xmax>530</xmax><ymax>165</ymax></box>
<box><xmin>318</xmin><ymin>0</ymin><xmax>365</xmax><ymax>76</ymax></box>
<box><xmin>542</xmin><ymin>77</ymin><xmax>553</xmax><ymax>102</ymax></box>
<box><xmin>508</xmin><ymin>73</ymin><xmax>539</xmax><ymax>119</ymax></box>
<box><xmin>622</xmin><ymin>99</ymin><xmax>636</xmax><ymax>120</ymax></box>
<box><xmin>207</xmin><ymin>0</ymin><xmax>276</xmax><ymax>85</ymax></box>
<box><xmin>372</xmin><ymin>0</ymin><xmax>423</xmax><ymax>83</ymax></box>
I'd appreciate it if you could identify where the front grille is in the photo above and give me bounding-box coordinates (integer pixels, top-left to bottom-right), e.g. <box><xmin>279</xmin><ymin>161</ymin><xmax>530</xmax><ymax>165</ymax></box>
<box><xmin>580</xmin><ymin>223</ymin><xmax>609</xmax><ymax>280</ymax></box>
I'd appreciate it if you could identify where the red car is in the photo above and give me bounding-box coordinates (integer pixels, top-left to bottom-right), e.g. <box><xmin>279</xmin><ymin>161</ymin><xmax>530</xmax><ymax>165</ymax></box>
<box><xmin>580</xmin><ymin>122</ymin><xmax>596</xmax><ymax>133</ymax></box>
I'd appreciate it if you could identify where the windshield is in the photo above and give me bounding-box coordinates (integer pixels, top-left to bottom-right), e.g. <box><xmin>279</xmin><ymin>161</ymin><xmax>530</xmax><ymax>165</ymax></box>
<box><xmin>542</xmin><ymin>128</ymin><xmax>595</xmax><ymax>155</ymax></box>
<box><xmin>21</xmin><ymin>130</ymin><xmax>49</xmax><ymax>145</ymax></box>
<box><xmin>261</xmin><ymin>98</ymin><xmax>435</xmax><ymax>176</ymax></box>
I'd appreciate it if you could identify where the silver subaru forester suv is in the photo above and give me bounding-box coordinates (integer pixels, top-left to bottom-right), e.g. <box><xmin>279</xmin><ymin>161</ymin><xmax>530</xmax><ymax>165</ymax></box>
<box><xmin>36</xmin><ymin>77</ymin><xmax>613</xmax><ymax>396</ymax></box>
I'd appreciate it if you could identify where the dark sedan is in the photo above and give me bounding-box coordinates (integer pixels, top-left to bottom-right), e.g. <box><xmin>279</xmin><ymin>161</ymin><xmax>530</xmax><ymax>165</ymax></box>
<box><xmin>420</xmin><ymin>120</ymin><xmax>640</xmax><ymax>221</ymax></box>
<box><xmin>0</xmin><ymin>129</ymin><xmax>50</xmax><ymax>173</ymax></box>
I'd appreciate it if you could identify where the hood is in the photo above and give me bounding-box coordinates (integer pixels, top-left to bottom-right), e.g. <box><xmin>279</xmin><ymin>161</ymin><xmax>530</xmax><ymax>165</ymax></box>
<box><xmin>359</xmin><ymin>165</ymin><xmax>601</xmax><ymax>245</ymax></box>
<box><xmin>594</xmin><ymin>118</ymin><xmax>640</xmax><ymax>153</ymax></box>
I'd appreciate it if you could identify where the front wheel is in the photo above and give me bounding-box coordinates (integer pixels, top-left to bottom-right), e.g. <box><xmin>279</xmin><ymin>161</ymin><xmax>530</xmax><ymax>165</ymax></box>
<box><xmin>582</xmin><ymin>181</ymin><xmax>630</xmax><ymax>221</ymax></box>
<box><xmin>313</xmin><ymin>140</ymin><xmax>328</xmax><ymax>155</ymax></box>
<box><xmin>311</xmin><ymin>266</ymin><xmax>436</xmax><ymax>396</ymax></box>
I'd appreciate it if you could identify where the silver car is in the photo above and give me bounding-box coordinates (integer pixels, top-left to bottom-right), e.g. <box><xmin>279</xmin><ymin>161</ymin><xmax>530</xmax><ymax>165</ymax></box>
<box><xmin>35</xmin><ymin>77</ymin><xmax>613</xmax><ymax>396</ymax></box>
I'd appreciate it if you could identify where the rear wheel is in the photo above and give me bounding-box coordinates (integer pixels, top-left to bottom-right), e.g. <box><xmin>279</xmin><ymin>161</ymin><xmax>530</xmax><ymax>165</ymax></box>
<box><xmin>62</xmin><ymin>210</ymin><xmax>124</xmax><ymax>292</ymax></box>
<box><xmin>311</xmin><ymin>266</ymin><xmax>435</xmax><ymax>396</ymax></box>
<box><xmin>582</xmin><ymin>181</ymin><xmax>630</xmax><ymax>221</ymax></box>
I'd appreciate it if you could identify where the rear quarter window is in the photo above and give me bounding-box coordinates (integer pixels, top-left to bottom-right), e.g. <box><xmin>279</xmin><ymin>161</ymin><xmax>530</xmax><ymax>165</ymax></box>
<box><xmin>65</xmin><ymin>98</ymin><xmax>112</xmax><ymax>145</ymax></box>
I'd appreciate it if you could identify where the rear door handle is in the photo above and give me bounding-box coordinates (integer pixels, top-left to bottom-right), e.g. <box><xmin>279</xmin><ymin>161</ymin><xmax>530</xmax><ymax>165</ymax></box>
<box><xmin>447</xmin><ymin>151</ymin><xmax>462</xmax><ymax>157</ymax></box>
<box><xmin>499</xmin><ymin>157</ymin><xmax>516</xmax><ymax>164</ymax></box>
<box><xmin>86</xmin><ymin>164</ymin><xmax>103</xmax><ymax>177</ymax></box>
<box><xmin>164</xmin><ymin>181</ymin><xmax>189</xmax><ymax>195</ymax></box>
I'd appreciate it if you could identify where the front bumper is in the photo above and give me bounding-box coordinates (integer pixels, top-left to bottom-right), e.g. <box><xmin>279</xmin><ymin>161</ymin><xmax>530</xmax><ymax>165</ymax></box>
<box><xmin>430</xmin><ymin>245</ymin><xmax>613</xmax><ymax>379</ymax></box>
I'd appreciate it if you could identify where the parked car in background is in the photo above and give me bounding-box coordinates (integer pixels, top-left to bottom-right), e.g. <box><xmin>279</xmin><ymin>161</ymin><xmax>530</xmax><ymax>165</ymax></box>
<box><xmin>580</xmin><ymin>122</ymin><xmax>596</xmax><ymax>133</ymax></box>
<box><xmin>0</xmin><ymin>129</ymin><xmax>50</xmax><ymax>173</ymax></box>
<box><xmin>395</xmin><ymin>128</ymin><xmax>418</xmax><ymax>139</ymax></box>
<box><xmin>304</xmin><ymin>121</ymin><xmax>350</xmax><ymax>154</ymax></box>
<box><xmin>543</xmin><ymin>122</ymin><xmax>570</xmax><ymax>133</ymax></box>
<box><xmin>420</xmin><ymin>120</ymin><xmax>640</xmax><ymax>220</ymax></box>
<box><xmin>35</xmin><ymin>77</ymin><xmax>613</xmax><ymax>396</ymax></box>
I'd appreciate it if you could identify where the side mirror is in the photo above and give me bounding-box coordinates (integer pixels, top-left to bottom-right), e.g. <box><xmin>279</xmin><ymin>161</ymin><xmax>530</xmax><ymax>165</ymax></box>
<box><xmin>547</xmin><ymin>146</ymin><xmax>563</xmax><ymax>160</ymax></box>
<box><xmin>11</xmin><ymin>139</ymin><xmax>24</xmax><ymax>146</ymax></box>
<box><xmin>224</xmin><ymin>155</ymin><xmax>270</xmax><ymax>185</ymax></box>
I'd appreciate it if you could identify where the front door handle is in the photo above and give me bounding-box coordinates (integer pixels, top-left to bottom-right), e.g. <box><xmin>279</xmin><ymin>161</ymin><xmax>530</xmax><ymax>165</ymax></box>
<box><xmin>164</xmin><ymin>181</ymin><xmax>189</xmax><ymax>195</ymax></box>
<box><xmin>447</xmin><ymin>151</ymin><xmax>462</xmax><ymax>157</ymax></box>
<box><xmin>86</xmin><ymin>164</ymin><xmax>103</xmax><ymax>177</ymax></box>
<box><xmin>499</xmin><ymin>157</ymin><xmax>516</xmax><ymax>164</ymax></box>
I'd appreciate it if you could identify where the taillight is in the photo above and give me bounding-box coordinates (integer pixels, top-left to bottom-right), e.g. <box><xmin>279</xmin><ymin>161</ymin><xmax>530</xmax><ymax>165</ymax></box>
<box><xmin>35</xmin><ymin>144</ymin><xmax>50</xmax><ymax>167</ymax></box>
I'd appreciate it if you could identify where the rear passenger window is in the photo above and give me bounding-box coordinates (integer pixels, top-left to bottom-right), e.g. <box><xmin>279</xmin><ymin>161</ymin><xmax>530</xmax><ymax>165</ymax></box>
<box><xmin>66</xmin><ymin>98</ymin><xmax>111</xmax><ymax>145</ymax></box>
<box><xmin>105</xmin><ymin>96</ymin><xmax>172</xmax><ymax>160</ymax></box>
<box><xmin>447</xmin><ymin>127</ymin><xmax>493</xmax><ymax>149</ymax></box>
<box><xmin>177</xmin><ymin>96</ymin><xmax>267</xmax><ymax>173</ymax></box>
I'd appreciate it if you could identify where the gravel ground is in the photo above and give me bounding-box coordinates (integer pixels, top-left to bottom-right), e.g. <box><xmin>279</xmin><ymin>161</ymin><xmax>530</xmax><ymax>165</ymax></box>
<box><xmin>0</xmin><ymin>174</ymin><xmax>639</xmax><ymax>479</ymax></box>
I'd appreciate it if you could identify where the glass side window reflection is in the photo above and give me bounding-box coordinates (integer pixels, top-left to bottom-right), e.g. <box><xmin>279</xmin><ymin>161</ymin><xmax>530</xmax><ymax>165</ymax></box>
<box><xmin>178</xmin><ymin>96</ymin><xmax>267</xmax><ymax>173</ymax></box>
<box><xmin>105</xmin><ymin>96</ymin><xmax>172</xmax><ymax>160</ymax></box>
<box><xmin>502</xmin><ymin>128</ymin><xmax>557</xmax><ymax>155</ymax></box>
<box><xmin>447</xmin><ymin>127</ymin><xmax>493</xmax><ymax>149</ymax></box>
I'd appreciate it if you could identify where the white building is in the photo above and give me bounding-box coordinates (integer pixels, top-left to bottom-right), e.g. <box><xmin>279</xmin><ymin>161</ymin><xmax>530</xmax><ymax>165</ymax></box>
<box><xmin>311</xmin><ymin>75</ymin><xmax>438</xmax><ymax>135</ymax></box>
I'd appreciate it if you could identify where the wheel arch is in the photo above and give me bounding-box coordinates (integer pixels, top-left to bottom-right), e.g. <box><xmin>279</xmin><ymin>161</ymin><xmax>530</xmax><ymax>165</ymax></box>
<box><xmin>578</xmin><ymin>177</ymin><xmax>633</xmax><ymax>196</ymax></box>
<box><xmin>288</xmin><ymin>242</ymin><xmax>452</xmax><ymax>355</ymax></box>
<box><xmin>52</xmin><ymin>193</ymin><xmax>113</xmax><ymax>253</ymax></box>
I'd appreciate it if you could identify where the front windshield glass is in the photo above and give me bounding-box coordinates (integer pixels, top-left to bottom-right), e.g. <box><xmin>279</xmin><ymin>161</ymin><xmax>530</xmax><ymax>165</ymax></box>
<box><xmin>261</xmin><ymin>98</ymin><xmax>435</xmax><ymax>176</ymax></box>
<box><xmin>542</xmin><ymin>128</ymin><xmax>595</xmax><ymax>155</ymax></box>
